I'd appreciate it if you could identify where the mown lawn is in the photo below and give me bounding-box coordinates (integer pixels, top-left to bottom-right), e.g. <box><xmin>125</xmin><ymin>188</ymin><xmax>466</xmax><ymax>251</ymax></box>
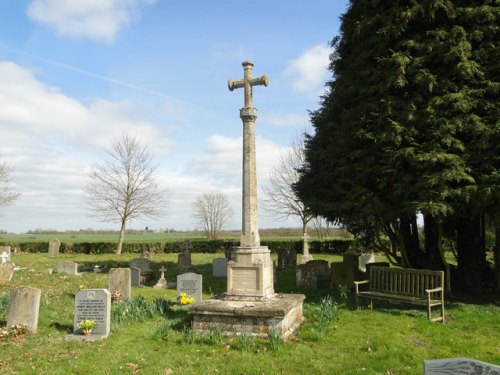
<box><xmin>1</xmin><ymin>253</ymin><xmax>499</xmax><ymax>375</ymax></box>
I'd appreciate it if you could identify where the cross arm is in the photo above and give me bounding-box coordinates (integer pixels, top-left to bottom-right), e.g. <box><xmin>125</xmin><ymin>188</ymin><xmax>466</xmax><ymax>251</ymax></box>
<box><xmin>228</xmin><ymin>79</ymin><xmax>245</xmax><ymax>91</ymax></box>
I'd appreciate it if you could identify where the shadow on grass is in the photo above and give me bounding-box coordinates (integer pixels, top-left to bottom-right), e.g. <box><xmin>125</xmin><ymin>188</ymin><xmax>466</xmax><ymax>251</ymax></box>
<box><xmin>50</xmin><ymin>322</ymin><xmax>73</xmax><ymax>333</ymax></box>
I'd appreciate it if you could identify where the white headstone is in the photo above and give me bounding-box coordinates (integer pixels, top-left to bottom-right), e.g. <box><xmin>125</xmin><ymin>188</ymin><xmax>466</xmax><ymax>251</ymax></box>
<box><xmin>177</xmin><ymin>272</ymin><xmax>202</xmax><ymax>303</ymax></box>
<box><xmin>153</xmin><ymin>265</ymin><xmax>167</xmax><ymax>289</ymax></box>
<box><xmin>73</xmin><ymin>289</ymin><xmax>111</xmax><ymax>337</ymax></box>
<box><xmin>212</xmin><ymin>258</ymin><xmax>228</xmax><ymax>277</ymax></box>
<box><xmin>7</xmin><ymin>286</ymin><xmax>42</xmax><ymax>334</ymax></box>
<box><xmin>0</xmin><ymin>246</ymin><xmax>11</xmax><ymax>264</ymax></box>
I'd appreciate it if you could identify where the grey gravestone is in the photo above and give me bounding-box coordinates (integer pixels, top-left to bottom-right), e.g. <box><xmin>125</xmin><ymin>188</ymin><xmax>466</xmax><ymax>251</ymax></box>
<box><xmin>108</xmin><ymin>268</ymin><xmax>131</xmax><ymax>302</ymax></box>
<box><xmin>48</xmin><ymin>239</ymin><xmax>60</xmax><ymax>257</ymax></box>
<box><xmin>424</xmin><ymin>358</ymin><xmax>500</xmax><ymax>375</ymax></box>
<box><xmin>130</xmin><ymin>267</ymin><xmax>141</xmax><ymax>287</ymax></box>
<box><xmin>7</xmin><ymin>286</ymin><xmax>41</xmax><ymax>334</ymax></box>
<box><xmin>277</xmin><ymin>249</ymin><xmax>297</xmax><ymax>270</ymax></box>
<box><xmin>177</xmin><ymin>272</ymin><xmax>202</xmax><ymax>303</ymax></box>
<box><xmin>57</xmin><ymin>261</ymin><xmax>79</xmax><ymax>275</ymax></box>
<box><xmin>1</xmin><ymin>246</ymin><xmax>11</xmax><ymax>264</ymax></box>
<box><xmin>73</xmin><ymin>289</ymin><xmax>111</xmax><ymax>336</ymax></box>
<box><xmin>181</xmin><ymin>241</ymin><xmax>193</xmax><ymax>266</ymax></box>
<box><xmin>296</xmin><ymin>260</ymin><xmax>330</xmax><ymax>289</ymax></box>
<box><xmin>360</xmin><ymin>253</ymin><xmax>375</xmax><ymax>272</ymax></box>
<box><xmin>331</xmin><ymin>254</ymin><xmax>361</xmax><ymax>288</ymax></box>
<box><xmin>129</xmin><ymin>258</ymin><xmax>150</xmax><ymax>274</ymax></box>
<box><xmin>212</xmin><ymin>258</ymin><xmax>228</xmax><ymax>277</ymax></box>
<box><xmin>0</xmin><ymin>263</ymin><xmax>15</xmax><ymax>283</ymax></box>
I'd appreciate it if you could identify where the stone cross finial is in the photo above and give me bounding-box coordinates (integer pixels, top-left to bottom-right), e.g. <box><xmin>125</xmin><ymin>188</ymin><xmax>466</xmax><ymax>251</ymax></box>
<box><xmin>159</xmin><ymin>266</ymin><xmax>166</xmax><ymax>272</ymax></box>
<box><xmin>228</xmin><ymin>61</ymin><xmax>268</xmax><ymax>109</ymax></box>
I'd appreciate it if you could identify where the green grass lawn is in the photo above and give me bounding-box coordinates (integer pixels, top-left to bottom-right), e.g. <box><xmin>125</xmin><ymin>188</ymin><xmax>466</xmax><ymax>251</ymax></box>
<box><xmin>1</xmin><ymin>252</ymin><xmax>499</xmax><ymax>374</ymax></box>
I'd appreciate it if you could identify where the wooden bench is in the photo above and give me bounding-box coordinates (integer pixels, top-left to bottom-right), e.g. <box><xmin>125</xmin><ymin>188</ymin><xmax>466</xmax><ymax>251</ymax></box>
<box><xmin>354</xmin><ymin>266</ymin><xmax>445</xmax><ymax>322</ymax></box>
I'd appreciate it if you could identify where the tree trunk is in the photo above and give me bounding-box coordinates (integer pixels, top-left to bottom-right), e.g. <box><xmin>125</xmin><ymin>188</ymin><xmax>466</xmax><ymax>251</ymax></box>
<box><xmin>423</xmin><ymin>214</ymin><xmax>446</xmax><ymax>270</ymax></box>
<box><xmin>116</xmin><ymin>219</ymin><xmax>127</xmax><ymax>255</ymax></box>
<box><xmin>495</xmin><ymin>211</ymin><xmax>500</xmax><ymax>293</ymax></box>
<box><xmin>399</xmin><ymin>215</ymin><xmax>422</xmax><ymax>268</ymax></box>
<box><xmin>456</xmin><ymin>214</ymin><xmax>487</xmax><ymax>292</ymax></box>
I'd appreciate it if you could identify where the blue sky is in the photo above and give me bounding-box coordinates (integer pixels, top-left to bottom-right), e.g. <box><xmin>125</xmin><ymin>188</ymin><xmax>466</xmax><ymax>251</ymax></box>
<box><xmin>0</xmin><ymin>0</ymin><xmax>348</xmax><ymax>233</ymax></box>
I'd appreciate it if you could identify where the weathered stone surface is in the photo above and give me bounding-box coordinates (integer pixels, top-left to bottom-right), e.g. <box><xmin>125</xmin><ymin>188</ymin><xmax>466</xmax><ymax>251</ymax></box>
<box><xmin>177</xmin><ymin>272</ymin><xmax>202</xmax><ymax>303</ymax></box>
<box><xmin>48</xmin><ymin>239</ymin><xmax>60</xmax><ymax>257</ymax></box>
<box><xmin>73</xmin><ymin>289</ymin><xmax>111</xmax><ymax>336</ymax></box>
<box><xmin>0</xmin><ymin>262</ymin><xmax>15</xmax><ymax>283</ymax></box>
<box><xmin>424</xmin><ymin>358</ymin><xmax>500</xmax><ymax>375</ymax></box>
<box><xmin>57</xmin><ymin>261</ymin><xmax>79</xmax><ymax>275</ymax></box>
<box><xmin>108</xmin><ymin>268</ymin><xmax>131</xmax><ymax>302</ymax></box>
<box><xmin>130</xmin><ymin>267</ymin><xmax>141</xmax><ymax>287</ymax></box>
<box><xmin>7</xmin><ymin>286</ymin><xmax>41</xmax><ymax>334</ymax></box>
<box><xmin>130</xmin><ymin>258</ymin><xmax>150</xmax><ymax>274</ymax></box>
<box><xmin>189</xmin><ymin>294</ymin><xmax>304</xmax><ymax>339</ymax></box>
<box><xmin>296</xmin><ymin>260</ymin><xmax>330</xmax><ymax>289</ymax></box>
<box><xmin>212</xmin><ymin>257</ymin><xmax>228</xmax><ymax>277</ymax></box>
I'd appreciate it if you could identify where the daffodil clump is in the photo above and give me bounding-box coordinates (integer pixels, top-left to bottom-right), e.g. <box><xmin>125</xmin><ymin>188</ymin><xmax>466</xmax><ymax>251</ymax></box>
<box><xmin>178</xmin><ymin>293</ymin><xmax>194</xmax><ymax>305</ymax></box>
<box><xmin>78</xmin><ymin>319</ymin><xmax>96</xmax><ymax>331</ymax></box>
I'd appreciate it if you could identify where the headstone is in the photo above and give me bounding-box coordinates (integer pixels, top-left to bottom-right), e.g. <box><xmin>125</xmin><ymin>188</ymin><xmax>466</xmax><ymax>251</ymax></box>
<box><xmin>177</xmin><ymin>272</ymin><xmax>202</xmax><ymax>303</ymax></box>
<box><xmin>65</xmin><ymin>289</ymin><xmax>111</xmax><ymax>342</ymax></box>
<box><xmin>277</xmin><ymin>248</ymin><xmax>297</xmax><ymax>270</ymax></box>
<box><xmin>296</xmin><ymin>260</ymin><xmax>330</xmax><ymax>289</ymax></box>
<box><xmin>300</xmin><ymin>233</ymin><xmax>313</xmax><ymax>264</ymax></box>
<box><xmin>7</xmin><ymin>286</ymin><xmax>42</xmax><ymax>334</ymax></box>
<box><xmin>424</xmin><ymin>358</ymin><xmax>500</xmax><ymax>375</ymax></box>
<box><xmin>343</xmin><ymin>252</ymin><xmax>360</xmax><ymax>272</ymax></box>
<box><xmin>48</xmin><ymin>239</ymin><xmax>60</xmax><ymax>257</ymax></box>
<box><xmin>1</xmin><ymin>246</ymin><xmax>11</xmax><ymax>264</ymax></box>
<box><xmin>108</xmin><ymin>268</ymin><xmax>131</xmax><ymax>302</ymax></box>
<box><xmin>366</xmin><ymin>262</ymin><xmax>390</xmax><ymax>275</ymax></box>
<box><xmin>154</xmin><ymin>265</ymin><xmax>168</xmax><ymax>289</ymax></box>
<box><xmin>57</xmin><ymin>261</ymin><xmax>79</xmax><ymax>275</ymax></box>
<box><xmin>177</xmin><ymin>253</ymin><xmax>186</xmax><ymax>271</ymax></box>
<box><xmin>360</xmin><ymin>252</ymin><xmax>375</xmax><ymax>272</ymax></box>
<box><xmin>0</xmin><ymin>262</ymin><xmax>15</xmax><ymax>283</ymax></box>
<box><xmin>130</xmin><ymin>267</ymin><xmax>141</xmax><ymax>287</ymax></box>
<box><xmin>331</xmin><ymin>253</ymin><xmax>362</xmax><ymax>288</ymax></box>
<box><xmin>129</xmin><ymin>258</ymin><xmax>150</xmax><ymax>274</ymax></box>
<box><xmin>212</xmin><ymin>258</ymin><xmax>228</xmax><ymax>277</ymax></box>
<box><xmin>181</xmin><ymin>241</ymin><xmax>193</xmax><ymax>267</ymax></box>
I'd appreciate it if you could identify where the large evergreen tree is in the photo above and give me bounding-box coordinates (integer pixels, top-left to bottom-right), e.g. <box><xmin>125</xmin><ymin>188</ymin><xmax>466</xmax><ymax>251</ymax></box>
<box><xmin>297</xmin><ymin>0</ymin><xmax>499</xmax><ymax>291</ymax></box>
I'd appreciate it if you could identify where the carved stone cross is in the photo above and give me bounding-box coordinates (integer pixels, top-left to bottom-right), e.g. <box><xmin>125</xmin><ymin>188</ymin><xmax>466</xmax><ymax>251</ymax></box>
<box><xmin>228</xmin><ymin>61</ymin><xmax>268</xmax><ymax>108</ymax></box>
<box><xmin>159</xmin><ymin>266</ymin><xmax>166</xmax><ymax>272</ymax></box>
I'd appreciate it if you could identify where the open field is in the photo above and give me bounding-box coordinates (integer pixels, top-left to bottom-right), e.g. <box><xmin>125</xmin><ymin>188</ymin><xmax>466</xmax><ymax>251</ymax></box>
<box><xmin>1</xmin><ymin>252</ymin><xmax>499</xmax><ymax>374</ymax></box>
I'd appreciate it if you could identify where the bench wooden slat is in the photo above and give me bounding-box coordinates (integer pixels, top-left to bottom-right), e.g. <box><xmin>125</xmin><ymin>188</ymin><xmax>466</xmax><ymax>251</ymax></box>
<box><xmin>354</xmin><ymin>266</ymin><xmax>445</xmax><ymax>323</ymax></box>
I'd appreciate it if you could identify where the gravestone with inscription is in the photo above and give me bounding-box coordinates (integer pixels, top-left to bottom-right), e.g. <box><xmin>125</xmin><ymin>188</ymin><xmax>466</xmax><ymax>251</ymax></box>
<box><xmin>57</xmin><ymin>261</ymin><xmax>79</xmax><ymax>275</ymax></box>
<box><xmin>130</xmin><ymin>258</ymin><xmax>150</xmax><ymax>274</ymax></box>
<box><xmin>7</xmin><ymin>286</ymin><xmax>42</xmax><ymax>334</ymax></box>
<box><xmin>65</xmin><ymin>289</ymin><xmax>111</xmax><ymax>341</ymax></box>
<box><xmin>108</xmin><ymin>268</ymin><xmax>131</xmax><ymax>302</ymax></box>
<box><xmin>48</xmin><ymin>239</ymin><xmax>60</xmax><ymax>257</ymax></box>
<box><xmin>424</xmin><ymin>357</ymin><xmax>500</xmax><ymax>375</ymax></box>
<box><xmin>177</xmin><ymin>272</ymin><xmax>202</xmax><ymax>303</ymax></box>
<box><xmin>212</xmin><ymin>258</ymin><xmax>228</xmax><ymax>277</ymax></box>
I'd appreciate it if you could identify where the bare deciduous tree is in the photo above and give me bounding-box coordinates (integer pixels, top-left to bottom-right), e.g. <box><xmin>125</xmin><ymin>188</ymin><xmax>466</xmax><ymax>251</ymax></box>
<box><xmin>192</xmin><ymin>192</ymin><xmax>233</xmax><ymax>240</ymax></box>
<box><xmin>0</xmin><ymin>161</ymin><xmax>19</xmax><ymax>207</ymax></box>
<box><xmin>84</xmin><ymin>133</ymin><xmax>167</xmax><ymax>254</ymax></box>
<box><xmin>311</xmin><ymin>216</ymin><xmax>336</xmax><ymax>239</ymax></box>
<box><xmin>262</xmin><ymin>132</ymin><xmax>313</xmax><ymax>234</ymax></box>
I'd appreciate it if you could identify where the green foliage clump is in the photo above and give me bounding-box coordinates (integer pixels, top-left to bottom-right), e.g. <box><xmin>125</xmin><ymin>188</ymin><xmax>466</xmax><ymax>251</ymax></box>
<box><xmin>267</xmin><ymin>327</ymin><xmax>284</xmax><ymax>351</ymax></box>
<box><xmin>0</xmin><ymin>293</ymin><xmax>9</xmax><ymax>320</ymax></box>
<box><xmin>308</xmin><ymin>295</ymin><xmax>341</xmax><ymax>341</ymax></box>
<box><xmin>111</xmin><ymin>296</ymin><xmax>172</xmax><ymax>327</ymax></box>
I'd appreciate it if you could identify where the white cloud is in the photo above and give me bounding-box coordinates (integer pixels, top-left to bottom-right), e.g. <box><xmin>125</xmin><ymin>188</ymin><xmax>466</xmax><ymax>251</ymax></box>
<box><xmin>284</xmin><ymin>44</ymin><xmax>330</xmax><ymax>94</ymax></box>
<box><xmin>262</xmin><ymin>113</ymin><xmax>310</xmax><ymax>128</ymax></box>
<box><xmin>27</xmin><ymin>0</ymin><xmax>156</xmax><ymax>43</ymax></box>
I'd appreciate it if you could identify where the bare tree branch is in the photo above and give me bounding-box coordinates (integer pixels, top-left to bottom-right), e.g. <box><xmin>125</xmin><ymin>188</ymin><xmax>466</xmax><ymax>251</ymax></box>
<box><xmin>0</xmin><ymin>161</ymin><xmax>20</xmax><ymax>207</ymax></box>
<box><xmin>83</xmin><ymin>133</ymin><xmax>168</xmax><ymax>254</ymax></box>
<box><xmin>192</xmin><ymin>192</ymin><xmax>233</xmax><ymax>240</ymax></box>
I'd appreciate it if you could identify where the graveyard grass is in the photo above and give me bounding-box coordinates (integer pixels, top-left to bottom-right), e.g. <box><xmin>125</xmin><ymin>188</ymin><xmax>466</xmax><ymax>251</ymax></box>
<box><xmin>1</xmin><ymin>253</ymin><xmax>499</xmax><ymax>374</ymax></box>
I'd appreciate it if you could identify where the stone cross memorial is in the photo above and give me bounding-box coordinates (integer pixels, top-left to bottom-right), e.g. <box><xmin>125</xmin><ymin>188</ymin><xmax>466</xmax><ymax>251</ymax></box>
<box><xmin>154</xmin><ymin>265</ymin><xmax>168</xmax><ymax>289</ymax></box>
<box><xmin>300</xmin><ymin>232</ymin><xmax>313</xmax><ymax>264</ymax></box>
<box><xmin>189</xmin><ymin>62</ymin><xmax>305</xmax><ymax>339</ymax></box>
<box><xmin>177</xmin><ymin>272</ymin><xmax>202</xmax><ymax>303</ymax></box>
<box><xmin>7</xmin><ymin>286</ymin><xmax>42</xmax><ymax>334</ymax></box>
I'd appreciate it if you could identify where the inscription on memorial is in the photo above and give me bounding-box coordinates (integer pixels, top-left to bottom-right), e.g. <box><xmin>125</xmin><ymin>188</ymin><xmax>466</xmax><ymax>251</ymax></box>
<box><xmin>73</xmin><ymin>289</ymin><xmax>110</xmax><ymax>336</ymax></box>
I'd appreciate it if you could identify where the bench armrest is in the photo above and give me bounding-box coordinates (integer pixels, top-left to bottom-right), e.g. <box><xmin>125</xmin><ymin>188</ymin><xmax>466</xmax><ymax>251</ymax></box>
<box><xmin>354</xmin><ymin>280</ymin><xmax>370</xmax><ymax>293</ymax></box>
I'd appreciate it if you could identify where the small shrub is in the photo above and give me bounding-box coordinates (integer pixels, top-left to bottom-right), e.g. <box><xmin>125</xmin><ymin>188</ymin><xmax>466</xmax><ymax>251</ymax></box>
<box><xmin>309</xmin><ymin>295</ymin><xmax>341</xmax><ymax>341</ymax></box>
<box><xmin>237</xmin><ymin>332</ymin><xmax>254</xmax><ymax>351</ymax></box>
<box><xmin>153</xmin><ymin>319</ymin><xmax>172</xmax><ymax>340</ymax></box>
<box><xmin>182</xmin><ymin>324</ymin><xmax>196</xmax><ymax>345</ymax></box>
